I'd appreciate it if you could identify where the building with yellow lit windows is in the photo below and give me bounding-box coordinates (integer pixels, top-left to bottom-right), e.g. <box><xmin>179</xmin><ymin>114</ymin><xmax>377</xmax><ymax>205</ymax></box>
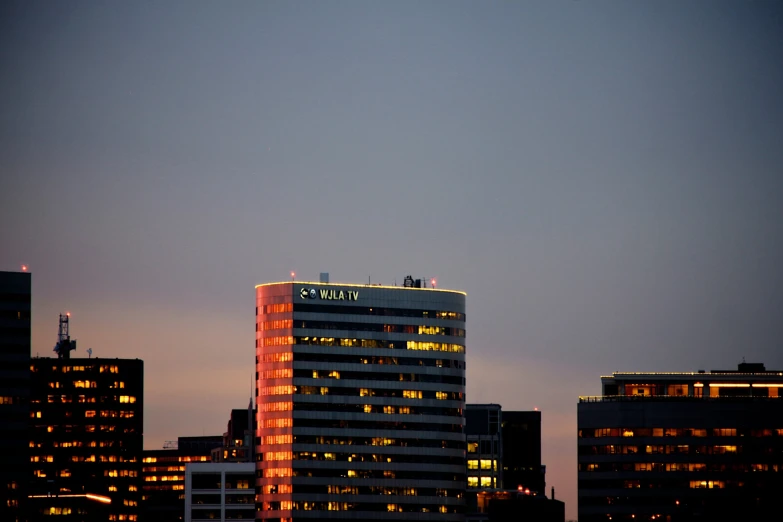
<box><xmin>29</xmin><ymin>357</ymin><xmax>143</xmax><ymax>521</ymax></box>
<box><xmin>142</xmin><ymin>436</ymin><xmax>222</xmax><ymax>521</ymax></box>
<box><xmin>255</xmin><ymin>275</ymin><xmax>466</xmax><ymax>521</ymax></box>
<box><xmin>578</xmin><ymin>362</ymin><xmax>783</xmax><ymax>522</ymax></box>
<box><xmin>465</xmin><ymin>405</ymin><xmax>544</xmax><ymax>495</ymax></box>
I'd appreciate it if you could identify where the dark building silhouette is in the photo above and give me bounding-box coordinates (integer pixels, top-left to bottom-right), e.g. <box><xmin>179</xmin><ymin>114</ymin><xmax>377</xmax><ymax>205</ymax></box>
<box><xmin>0</xmin><ymin>270</ymin><xmax>32</xmax><ymax>521</ymax></box>
<box><xmin>501</xmin><ymin>411</ymin><xmax>544</xmax><ymax>494</ymax></box>
<box><xmin>469</xmin><ymin>489</ymin><xmax>565</xmax><ymax>522</ymax></box>
<box><xmin>578</xmin><ymin>363</ymin><xmax>783</xmax><ymax>521</ymax></box>
<box><xmin>255</xmin><ymin>278</ymin><xmax>467</xmax><ymax>520</ymax></box>
<box><xmin>29</xmin><ymin>357</ymin><xmax>143</xmax><ymax>521</ymax></box>
<box><xmin>142</xmin><ymin>436</ymin><xmax>222</xmax><ymax>522</ymax></box>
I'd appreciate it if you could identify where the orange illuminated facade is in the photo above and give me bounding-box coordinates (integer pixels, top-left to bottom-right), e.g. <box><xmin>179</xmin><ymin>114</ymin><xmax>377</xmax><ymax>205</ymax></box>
<box><xmin>255</xmin><ymin>279</ymin><xmax>467</xmax><ymax>521</ymax></box>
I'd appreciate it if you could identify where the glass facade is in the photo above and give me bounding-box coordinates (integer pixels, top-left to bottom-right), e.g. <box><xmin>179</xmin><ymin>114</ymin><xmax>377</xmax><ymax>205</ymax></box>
<box><xmin>255</xmin><ymin>282</ymin><xmax>466</xmax><ymax>521</ymax></box>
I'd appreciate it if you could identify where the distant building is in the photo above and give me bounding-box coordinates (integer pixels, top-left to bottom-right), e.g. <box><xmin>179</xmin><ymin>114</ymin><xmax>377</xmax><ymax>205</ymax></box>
<box><xmin>29</xmin><ymin>357</ymin><xmax>144</xmax><ymax>521</ymax></box>
<box><xmin>466</xmin><ymin>404</ymin><xmax>502</xmax><ymax>489</ymax></box>
<box><xmin>578</xmin><ymin>362</ymin><xmax>783</xmax><ymax>521</ymax></box>
<box><xmin>142</xmin><ymin>436</ymin><xmax>222</xmax><ymax>522</ymax></box>
<box><xmin>466</xmin><ymin>405</ymin><xmax>544</xmax><ymax>494</ymax></box>
<box><xmin>211</xmin><ymin>403</ymin><xmax>256</xmax><ymax>463</ymax></box>
<box><xmin>0</xmin><ymin>271</ymin><xmax>32</xmax><ymax>522</ymax></box>
<box><xmin>255</xmin><ymin>278</ymin><xmax>467</xmax><ymax>520</ymax></box>
<box><xmin>184</xmin><ymin>462</ymin><xmax>254</xmax><ymax>522</ymax></box>
<box><xmin>501</xmin><ymin>411</ymin><xmax>544</xmax><ymax>494</ymax></box>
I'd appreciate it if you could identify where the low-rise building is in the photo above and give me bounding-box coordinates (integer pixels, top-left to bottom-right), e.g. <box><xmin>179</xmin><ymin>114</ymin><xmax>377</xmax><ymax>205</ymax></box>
<box><xmin>142</xmin><ymin>436</ymin><xmax>222</xmax><ymax>522</ymax></box>
<box><xmin>184</xmin><ymin>462</ymin><xmax>254</xmax><ymax>522</ymax></box>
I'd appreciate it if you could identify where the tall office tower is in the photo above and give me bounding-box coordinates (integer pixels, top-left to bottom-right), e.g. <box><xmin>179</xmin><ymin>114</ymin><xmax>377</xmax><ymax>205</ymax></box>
<box><xmin>255</xmin><ymin>277</ymin><xmax>466</xmax><ymax>521</ymax></box>
<box><xmin>578</xmin><ymin>363</ymin><xmax>783</xmax><ymax>522</ymax></box>
<box><xmin>142</xmin><ymin>436</ymin><xmax>222</xmax><ymax>522</ymax></box>
<box><xmin>0</xmin><ymin>271</ymin><xmax>32</xmax><ymax>521</ymax></box>
<box><xmin>29</xmin><ymin>357</ymin><xmax>144</xmax><ymax>521</ymax></box>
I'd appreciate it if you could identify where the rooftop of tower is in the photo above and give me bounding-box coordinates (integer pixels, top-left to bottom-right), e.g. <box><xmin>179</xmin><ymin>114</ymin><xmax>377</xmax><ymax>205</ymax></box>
<box><xmin>255</xmin><ymin>279</ymin><xmax>466</xmax><ymax>296</ymax></box>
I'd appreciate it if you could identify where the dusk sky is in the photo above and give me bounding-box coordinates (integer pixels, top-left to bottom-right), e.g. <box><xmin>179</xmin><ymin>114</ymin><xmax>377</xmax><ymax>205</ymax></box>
<box><xmin>2</xmin><ymin>1</ymin><xmax>783</xmax><ymax>518</ymax></box>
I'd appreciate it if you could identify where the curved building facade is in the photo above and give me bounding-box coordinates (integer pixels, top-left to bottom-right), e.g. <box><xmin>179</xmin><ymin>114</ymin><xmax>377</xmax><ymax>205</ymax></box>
<box><xmin>255</xmin><ymin>280</ymin><xmax>466</xmax><ymax>521</ymax></box>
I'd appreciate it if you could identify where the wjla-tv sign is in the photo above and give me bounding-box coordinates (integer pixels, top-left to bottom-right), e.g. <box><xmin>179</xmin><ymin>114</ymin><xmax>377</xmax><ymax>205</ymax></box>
<box><xmin>300</xmin><ymin>288</ymin><xmax>359</xmax><ymax>301</ymax></box>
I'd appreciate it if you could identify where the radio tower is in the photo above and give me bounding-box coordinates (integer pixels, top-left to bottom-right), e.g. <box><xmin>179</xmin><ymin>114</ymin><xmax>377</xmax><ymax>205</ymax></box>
<box><xmin>53</xmin><ymin>313</ymin><xmax>77</xmax><ymax>359</ymax></box>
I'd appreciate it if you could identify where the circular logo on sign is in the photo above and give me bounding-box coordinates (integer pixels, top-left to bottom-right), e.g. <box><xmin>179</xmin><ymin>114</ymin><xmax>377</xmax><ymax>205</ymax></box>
<box><xmin>309</xmin><ymin>289</ymin><xmax>317</xmax><ymax>299</ymax></box>
<box><xmin>300</xmin><ymin>288</ymin><xmax>308</xmax><ymax>299</ymax></box>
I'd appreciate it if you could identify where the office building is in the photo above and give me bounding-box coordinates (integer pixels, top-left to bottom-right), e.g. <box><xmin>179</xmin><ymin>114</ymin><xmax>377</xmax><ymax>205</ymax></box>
<box><xmin>185</xmin><ymin>462</ymin><xmax>255</xmax><ymax>521</ymax></box>
<box><xmin>578</xmin><ymin>362</ymin><xmax>783</xmax><ymax>521</ymax></box>
<box><xmin>211</xmin><ymin>403</ymin><xmax>256</xmax><ymax>463</ymax></box>
<box><xmin>465</xmin><ymin>406</ymin><xmax>544</xmax><ymax>494</ymax></box>
<box><xmin>29</xmin><ymin>357</ymin><xmax>144</xmax><ymax>521</ymax></box>
<box><xmin>466</xmin><ymin>404</ymin><xmax>502</xmax><ymax>489</ymax></box>
<box><xmin>0</xmin><ymin>270</ymin><xmax>31</xmax><ymax>521</ymax></box>
<box><xmin>255</xmin><ymin>276</ymin><xmax>466</xmax><ymax>521</ymax></box>
<box><xmin>142</xmin><ymin>436</ymin><xmax>222</xmax><ymax>522</ymax></box>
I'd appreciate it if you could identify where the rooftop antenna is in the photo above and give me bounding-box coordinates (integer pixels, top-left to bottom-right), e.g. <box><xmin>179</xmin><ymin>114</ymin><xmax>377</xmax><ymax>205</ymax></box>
<box><xmin>53</xmin><ymin>313</ymin><xmax>77</xmax><ymax>359</ymax></box>
<box><xmin>86</xmin><ymin>348</ymin><xmax>93</xmax><ymax>359</ymax></box>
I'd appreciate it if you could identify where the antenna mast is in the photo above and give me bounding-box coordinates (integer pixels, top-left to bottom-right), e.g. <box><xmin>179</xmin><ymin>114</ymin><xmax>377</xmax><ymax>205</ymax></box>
<box><xmin>53</xmin><ymin>314</ymin><xmax>77</xmax><ymax>359</ymax></box>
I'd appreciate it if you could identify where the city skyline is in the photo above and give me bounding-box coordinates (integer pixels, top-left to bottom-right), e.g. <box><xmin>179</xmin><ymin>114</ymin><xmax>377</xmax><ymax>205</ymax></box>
<box><xmin>3</xmin><ymin>2</ymin><xmax>783</xmax><ymax>519</ymax></box>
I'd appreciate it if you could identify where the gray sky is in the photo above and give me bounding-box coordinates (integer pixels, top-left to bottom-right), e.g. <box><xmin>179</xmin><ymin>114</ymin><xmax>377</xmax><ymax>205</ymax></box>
<box><xmin>2</xmin><ymin>1</ymin><xmax>782</xmax><ymax>518</ymax></box>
